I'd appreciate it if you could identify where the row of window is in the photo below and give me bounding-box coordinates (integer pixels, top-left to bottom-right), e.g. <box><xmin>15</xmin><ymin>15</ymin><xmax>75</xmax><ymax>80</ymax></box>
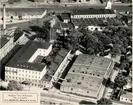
<box><xmin>5</xmin><ymin>79</ymin><xmax>45</xmax><ymax>87</ymax></box>
<box><xmin>5</xmin><ymin>75</ymin><xmax>40</xmax><ymax>81</ymax></box>
<box><xmin>121</xmin><ymin>98</ymin><xmax>132</xmax><ymax>102</ymax></box>
<box><xmin>73</xmin><ymin>14</ymin><xmax>115</xmax><ymax>18</ymax></box>
<box><xmin>5</xmin><ymin>77</ymin><xmax>46</xmax><ymax>84</ymax></box>
<box><xmin>5</xmin><ymin>68</ymin><xmax>40</xmax><ymax>74</ymax></box>
<box><xmin>5</xmin><ymin>72</ymin><xmax>40</xmax><ymax>78</ymax></box>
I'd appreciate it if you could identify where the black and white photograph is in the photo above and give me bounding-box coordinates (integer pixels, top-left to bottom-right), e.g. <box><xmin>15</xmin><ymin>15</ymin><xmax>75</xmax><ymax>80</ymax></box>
<box><xmin>0</xmin><ymin>0</ymin><xmax>132</xmax><ymax>105</ymax></box>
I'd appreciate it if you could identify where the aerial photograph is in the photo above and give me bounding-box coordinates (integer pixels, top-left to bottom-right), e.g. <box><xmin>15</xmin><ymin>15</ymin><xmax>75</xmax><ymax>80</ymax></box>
<box><xmin>0</xmin><ymin>0</ymin><xmax>132</xmax><ymax>105</ymax></box>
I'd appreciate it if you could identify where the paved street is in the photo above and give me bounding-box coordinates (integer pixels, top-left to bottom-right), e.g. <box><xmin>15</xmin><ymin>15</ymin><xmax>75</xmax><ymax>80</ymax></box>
<box><xmin>40</xmin><ymin>90</ymin><xmax>97</xmax><ymax>104</ymax></box>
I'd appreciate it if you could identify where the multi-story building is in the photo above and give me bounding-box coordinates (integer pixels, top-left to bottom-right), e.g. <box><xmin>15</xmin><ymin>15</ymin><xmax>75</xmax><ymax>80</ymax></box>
<box><xmin>71</xmin><ymin>9</ymin><xmax>116</xmax><ymax>19</ymax></box>
<box><xmin>71</xmin><ymin>17</ymin><xmax>123</xmax><ymax>31</ymax></box>
<box><xmin>0</xmin><ymin>36</ymin><xmax>14</xmax><ymax>61</ymax></box>
<box><xmin>5</xmin><ymin>40</ymin><xmax>71</xmax><ymax>88</ymax></box>
<box><xmin>60</xmin><ymin>54</ymin><xmax>114</xmax><ymax>99</ymax></box>
<box><xmin>0</xmin><ymin>29</ymin><xmax>29</xmax><ymax>61</ymax></box>
<box><xmin>120</xmin><ymin>92</ymin><xmax>132</xmax><ymax>103</ymax></box>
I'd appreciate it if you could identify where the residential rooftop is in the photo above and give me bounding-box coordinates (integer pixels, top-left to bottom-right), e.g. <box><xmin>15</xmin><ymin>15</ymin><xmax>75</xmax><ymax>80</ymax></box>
<box><xmin>72</xmin><ymin>9</ymin><xmax>115</xmax><ymax>15</ymax></box>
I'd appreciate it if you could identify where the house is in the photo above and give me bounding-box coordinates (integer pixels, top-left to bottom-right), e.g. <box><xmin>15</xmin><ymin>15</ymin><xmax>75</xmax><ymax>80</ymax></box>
<box><xmin>60</xmin><ymin>13</ymin><xmax>71</xmax><ymax>23</ymax></box>
<box><xmin>5</xmin><ymin>40</ymin><xmax>71</xmax><ymax>88</ymax></box>
<box><xmin>60</xmin><ymin>54</ymin><xmax>114</xmax><ymax>99</ymax></box>
<box><xmin>71</xmin><ymin>17</ymin><xmax>121</xmax><ymax>31</ymax></box>
<box><xmin>120</xmin><ymin>92</ymin><xmax>132</xmax><ymax>103</ymax></box>
<box><xmin>0</xmin><ymin>8</ymin><xmax>47</xmax><ymax>21</ymax></box>
<box><xmin>71</xmin><ymin>9</ymin><xmax>116</xmax><ymax>19</ymax></box>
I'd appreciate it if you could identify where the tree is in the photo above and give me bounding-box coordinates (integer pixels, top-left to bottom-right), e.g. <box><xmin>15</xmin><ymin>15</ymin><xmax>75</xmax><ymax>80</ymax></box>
<box><xmin>7</xmin><ymin>80</ymin><xmax>23</xmax><ymax>91</ymax></box>
<box><xmin>0</xmin><ymin>86</ymin><xmax>6</xmax><ymax>90</ymax></box>
<box><xmin>42</xmin><ymin>21</ymin><xmax>51</xmax><ymax>41</ymax></box>
<box><xmin>114</xmin><ymin>73</ymin><xmax>127</xmax><ymax>89</ymax></box>
<box><xmin>8</xmin><ymin>0</ymin><xmax>21</xmax><ymax>4</ymax></box>
<box><xmin>79</xmin><ymin>100</ymin><xmax>95</xmax><ymax>104</ymax></box>
<box><xmin>27</xmin><ymin>0</ymin><xmax>35</xmax><ymax>2</ymax></box>
<box><xmin>13</xmin><ymin>28</ymin><xmax>23</xmax><ymax>42</ymax></box>
<box><xmin>68</xmin><ymin>30</ymin><xmax>83</xmax><ymax>51</ymax></box>
<box><xmin>97</xmin><ymin>98</ymin><xmax>112</xmax><ymax>105</ymax></box>
<box><xmin>29</xmin><ymin>26</ymin><xmax>42</xmax><ymax>32</ymax></box>
<box><xmin>29</xmin><ymin>21</ymin><xmax>51</xmax><ymax>41</ymax></box>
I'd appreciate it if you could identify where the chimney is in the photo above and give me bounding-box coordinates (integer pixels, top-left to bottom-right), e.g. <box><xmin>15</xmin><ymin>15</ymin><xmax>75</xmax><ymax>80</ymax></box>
<box><xmin>3</xmin><ymin>4</ymin><xmax>6</xmax><ymax>30</ymax></box>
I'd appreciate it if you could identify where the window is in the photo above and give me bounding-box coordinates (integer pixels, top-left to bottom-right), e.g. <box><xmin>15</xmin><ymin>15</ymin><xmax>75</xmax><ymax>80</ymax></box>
<box><xmin>11</xmin><ymin>16</ymin><xmax>13</xmax><ymax>19</ymax></box>
<box><xmin>77</xmin><ymin>82</ymin><xmax>81</xmax><ymax>85</ymax></box>
<box><xmin>71</xmin><ymin>88</ymin><xmax>73</xmax><ymax>91</ymax></box>
<box><xmin>87</xmin><ymin>91</ymin><xmax>89</xmax><ymax>93</ymax></box>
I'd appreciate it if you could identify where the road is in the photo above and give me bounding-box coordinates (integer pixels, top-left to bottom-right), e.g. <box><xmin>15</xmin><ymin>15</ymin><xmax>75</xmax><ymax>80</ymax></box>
<box><xmin>40</xmin><ymin>90</ymin><xmax>97</xmax><ymax>105</ymax></box>
<box><xmin>0</xmin><ymin>3</ymin><xmax>131</xmax><ymax>29</ymax></box>
<box><xmin>0</xmin><ymin>3</ymin><xmax>132</xmax><ymax>13</ymax></box>
<box><xmin>40</xmin><ymin>89</ymin><xmax>131</xmax><ymax>105</ymax></box>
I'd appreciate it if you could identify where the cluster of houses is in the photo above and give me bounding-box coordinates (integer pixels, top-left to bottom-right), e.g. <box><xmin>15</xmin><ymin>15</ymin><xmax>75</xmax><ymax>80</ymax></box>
<box><xmin>57</xmin><ymin>8</ymin><xmax>120</xmax><ymax>33</ymax></box>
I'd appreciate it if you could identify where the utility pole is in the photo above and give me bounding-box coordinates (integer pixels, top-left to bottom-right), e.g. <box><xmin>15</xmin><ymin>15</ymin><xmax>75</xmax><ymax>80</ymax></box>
<box><xmin>3</xmin><ymin>4</ymin><xmax>6</xmax><ymax>35</ymax></box>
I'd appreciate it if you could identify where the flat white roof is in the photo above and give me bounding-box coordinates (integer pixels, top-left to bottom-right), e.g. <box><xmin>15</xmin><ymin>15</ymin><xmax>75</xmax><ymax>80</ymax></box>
<box><xmin>121</xmin><ymin>92</ymin><xmax>132</xmax><ymax>99</ymax></box>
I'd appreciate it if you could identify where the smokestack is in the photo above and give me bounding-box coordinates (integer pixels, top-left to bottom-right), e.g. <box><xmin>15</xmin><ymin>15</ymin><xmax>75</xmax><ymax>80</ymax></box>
<box><xmin>3</xmin><ymin>4</ymin><xmax>6</xmax><ymax>30</ymax></box>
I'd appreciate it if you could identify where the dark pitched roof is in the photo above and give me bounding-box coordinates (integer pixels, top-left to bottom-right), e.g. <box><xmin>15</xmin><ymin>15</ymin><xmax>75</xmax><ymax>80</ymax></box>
<box><xmin>72</xmin><ymin>9</ymin><xmax>115</xmax><ymax>15</ymax></box>
<box><xmin>6</xmin><ymin>40</ymin><xmax>51</xmax><ymax>71</ymax></box>
<box><xmin>0</xmin><ymin>37</ymin><xmax>9</xmax><ymax>48</ymax></box>
<box><xmin>71</xmin><ymin>17</ymin><xmax>123</xmax><ymax>27</ymax></box>
<box><xmin>61</xmin><ymin>13</ymin><xmax>70</xmax><ymax>20</ymax></box>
